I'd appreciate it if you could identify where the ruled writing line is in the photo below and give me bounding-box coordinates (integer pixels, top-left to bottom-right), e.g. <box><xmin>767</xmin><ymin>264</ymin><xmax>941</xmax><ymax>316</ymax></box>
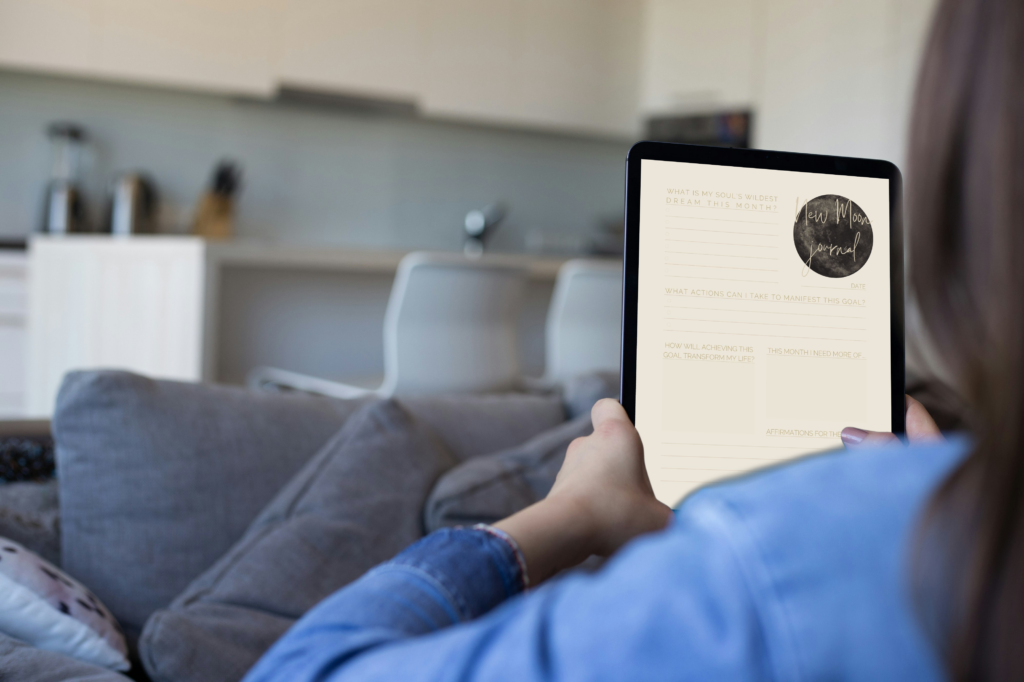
<box><xmin>665</xmin><ymin>263</ymin><xmax>779</xmax><ymax>272</ymax></box>
<box><xmin>661</xmin><ymin>305</ymin><xmax>866</xmax><ymax>319</ymax></box>
<box><xmin>666</xmin><ymin>239</ymin><xmax>779</xmax><ymax>248</ymax></box>
<box><xmin>661</xmin><ymin>329</ymin><xmax>866</xmax><ymax>342</ymax></box>
<box><xmin>664</xmin><ymin>276</ymin><xmax>778</xmax><ymax>284</ymax></box>
<box><xmin>661</xmin><ymin>294</ymin><xmax>866</xmax><ymax>308</ymax></box>
<box><xmin>665</xmin><ymin>251</ymin><xmax>778</xmax><ymax>260</ymax></box>
<box><xmin>664</xmin><ymin>216</ymin><xmax>777</xmax><ymax>225</ymax></box>
<box><xmin>667</xmin><ymin>227</ymin><xmax>775</xmax><ymax>237</ymax></box>
<box><xmin>661</xmin><ymin>443</ymin><xmax>819</xmax><ymax>449</ymax></box>
<box><xmin>663</xmin><ymin>317</ymin><xmax>865</xmax><ymax>331</ymax></box>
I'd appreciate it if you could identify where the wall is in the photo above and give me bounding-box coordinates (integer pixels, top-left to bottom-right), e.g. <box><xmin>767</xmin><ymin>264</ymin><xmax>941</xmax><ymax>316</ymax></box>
<box><xmin>0</xmin><ymin>69</ymin><xmax>632</xmax><ymax>251</ymax></box>
<box><xmin>0</xmin><ymin>0</ymin><xmax>941</xmax><ymax>250</ymax></box>
<box><xmin>639</xmin><ymin>0</ymin><xmax>940</xmax><ymax>170</ymax></box>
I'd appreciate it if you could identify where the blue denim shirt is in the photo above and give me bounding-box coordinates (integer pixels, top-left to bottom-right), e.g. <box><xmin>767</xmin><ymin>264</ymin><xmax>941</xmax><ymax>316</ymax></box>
<box><xmin>244</xmin><ymin>438</ymin><xmax>965</xmax><ymax>681</ymax></box>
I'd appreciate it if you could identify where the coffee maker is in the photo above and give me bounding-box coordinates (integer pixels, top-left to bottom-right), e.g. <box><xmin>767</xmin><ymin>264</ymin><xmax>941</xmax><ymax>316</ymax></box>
<box><xmin>40</xmin><ymin>123</ymin><xmax>89</xmax><ymax>234</ymax></box>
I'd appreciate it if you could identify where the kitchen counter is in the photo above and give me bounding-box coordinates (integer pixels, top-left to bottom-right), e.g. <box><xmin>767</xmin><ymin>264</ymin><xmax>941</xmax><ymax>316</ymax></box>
<box><xmin>31</xmin><ymin>235</ymin><xmax>567</xmax><ymax>278</ymax></box>
<box><xmin>25</xmin><ymin>236</ymin><xmax>577</xmax><ymax>416</ymax></box>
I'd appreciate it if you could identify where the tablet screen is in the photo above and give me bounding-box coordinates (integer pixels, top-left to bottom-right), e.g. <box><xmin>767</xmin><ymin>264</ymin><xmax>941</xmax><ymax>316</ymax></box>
<box><xmin>636</xmin><ymin>159</ymin><xmax>892</xmax><ymax>506</ymax></box>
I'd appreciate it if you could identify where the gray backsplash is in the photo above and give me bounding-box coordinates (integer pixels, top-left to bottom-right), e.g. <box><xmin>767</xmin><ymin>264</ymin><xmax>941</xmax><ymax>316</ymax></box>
<box><xmin>0</xmin><ymin>69</ymin><xmax>632</xmax><ymax>252</ymax></box>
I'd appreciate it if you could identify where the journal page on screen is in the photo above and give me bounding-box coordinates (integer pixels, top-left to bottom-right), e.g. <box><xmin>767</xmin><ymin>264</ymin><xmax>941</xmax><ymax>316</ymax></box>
<box><xmin>636</xmin><ymin>159</ymin><xmax>891</xmax><ymax>507</ymax></box>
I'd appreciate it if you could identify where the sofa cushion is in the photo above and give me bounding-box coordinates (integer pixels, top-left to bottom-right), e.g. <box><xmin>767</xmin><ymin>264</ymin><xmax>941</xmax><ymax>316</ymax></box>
<box><xmin>139</xmin><ymin>389</ymin><xmax>565</xmax><ymax>682</ymax></box>
<box><xmin>0</xmin><ymin>630</ymin><xmax>129</xmax><ymax>682</ymax></box>
<box><xmin>424</xmin><ymin>414</ymin><xmax>593</xmax><ymax>531</ymax></box>
<box><xmin>139</xmin><ymin>400</ymin><xmax>459</xmax><ymax>682</ymax></box>
<box><xmin>53</xmin><ymin>371</ymin><xmax>365</xmax><ymax>643</ymax></box>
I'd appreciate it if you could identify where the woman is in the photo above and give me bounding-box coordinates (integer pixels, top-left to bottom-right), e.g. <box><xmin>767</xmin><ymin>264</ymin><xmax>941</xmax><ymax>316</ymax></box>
<box><xmin>245</xmin><ymin>0</ymin><xmax>1022</xmax><ymax>678</ymax></box>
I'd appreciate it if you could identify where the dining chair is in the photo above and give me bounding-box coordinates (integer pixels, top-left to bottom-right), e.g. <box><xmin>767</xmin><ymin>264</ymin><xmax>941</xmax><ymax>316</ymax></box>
<box><xmin>248</xmin><ymin>252</ymin><xmax>528</xmax><ymax>398</ymax></box>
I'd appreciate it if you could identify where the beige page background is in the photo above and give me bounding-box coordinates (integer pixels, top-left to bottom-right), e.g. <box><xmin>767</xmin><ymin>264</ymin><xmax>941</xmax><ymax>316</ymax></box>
<box><xmin>636</xmin><ymin>159</ymin><xmax>892</xmax><ymax>507</ymax></box>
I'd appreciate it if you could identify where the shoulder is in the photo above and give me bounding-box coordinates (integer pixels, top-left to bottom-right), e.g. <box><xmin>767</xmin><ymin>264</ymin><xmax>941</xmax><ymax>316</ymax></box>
<box><xmin>669</xmin><ymin>437</ymin><xmax>968</xmax><ymax>680</ymax></box>
<box><xmin>678</xmin><ymin>436</ymin><xmax>968</xmax><ymax>548</ymax></box>
<box><xmin>681</xmin><ymin>436</ymin><xmax>968</xmax><ymax>529</ymax></box>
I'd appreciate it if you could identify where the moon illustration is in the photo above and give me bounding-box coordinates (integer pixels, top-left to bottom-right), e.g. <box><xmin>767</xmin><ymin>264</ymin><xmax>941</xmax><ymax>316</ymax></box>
<box><xmin>793</xmin><ymin>194</ymin><xmax>873</xmax><ymax>278</ymax></box>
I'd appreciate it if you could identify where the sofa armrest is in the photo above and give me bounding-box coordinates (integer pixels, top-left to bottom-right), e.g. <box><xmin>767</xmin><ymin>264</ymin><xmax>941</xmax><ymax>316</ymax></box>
<box><xmin>0</xmin><ymin>420</ymin><xmax>51</xmax><ymax>439</ymax></box>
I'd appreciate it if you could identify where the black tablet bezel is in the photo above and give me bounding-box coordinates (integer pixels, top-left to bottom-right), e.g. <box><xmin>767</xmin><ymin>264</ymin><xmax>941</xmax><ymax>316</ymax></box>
<box><xmin>619</xmin><ymin>141</ymin><xmax>906</xmax><ymax>435</ymax></box>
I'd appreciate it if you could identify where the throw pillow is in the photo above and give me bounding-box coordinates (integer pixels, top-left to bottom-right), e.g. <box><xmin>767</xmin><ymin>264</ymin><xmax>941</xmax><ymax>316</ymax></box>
<box><xmin>0</xmin><ymin>537</ymin><xmax>128</xmax><ymax>671</ymax></box>
<box><xmin>139</xmin><ymin>393</ymin><xmax>564</xmax><ymax>682</ymax></box>
<box><xmin>139</xmin><ymin>400</ymin><xmax>459</xmax><ymax>682</ymax></box>
<box><xmin>0</xmin><ymin>629</ymin><xmax>129</xmax><ymax>682</ymax></box>
<box><xmin>424</xmin><ymin>414</ymin><xmax>594</xmax><ymax>531</ymax></box>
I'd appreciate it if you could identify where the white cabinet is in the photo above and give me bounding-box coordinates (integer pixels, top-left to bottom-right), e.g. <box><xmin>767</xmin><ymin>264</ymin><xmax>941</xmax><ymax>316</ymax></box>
<box><xmin>0</xmin><ymin>0</ymin><xmax>94</xmax><ymax>78</ymax></box>
<box><xmin>419</xmin><ymin>0</ymin><xmax>522</xmax><ymax>123</ymax></box>
<box><xmin>0</xmin><ymin>0</ymin><xmax>276</xmax><ymax>95</ymax></box>
<box><xmin>277</xmin><ymin>0</ymin><xmax>642</xmax><ymax>136</ymax></box>
<box><xmin>90</xmin><ymin>0</ymin><xmax>278</xmax><ymax>95</ymax></box>
<box><xmin>0</xmin><ymin>0</ymin><xmax>642</xmax><ymax>135</ymax></box>
<box><xmin>275</xmin><ymin>0</ymin><xmax>425</xmax><ymax>102</ymax></box>
<box><xmin>26</xmin><ymin>237</ymin><xmax>207</xmax><ymax>417</ymax></box>
<box><xmin>638</xmin><ymin>0</ymin><xmax>758</xmax><ymax>116</ymax></box>
<box><xmin>0</xmin><ymin>251</ymin><xmax>27</xmax><ymax>417</ymax></box>
<box><xmin>420</xmin><ymin>0</ymin><xmax>642</xmax><ymax>136</ymax></box>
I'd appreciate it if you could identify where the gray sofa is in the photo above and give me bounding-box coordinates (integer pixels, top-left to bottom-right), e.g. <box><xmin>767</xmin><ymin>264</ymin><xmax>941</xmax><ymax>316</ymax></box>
<box><xmin>0</xmin><ymin>370</ymin><xmax>613</xmax><ymax>681</ymax></box>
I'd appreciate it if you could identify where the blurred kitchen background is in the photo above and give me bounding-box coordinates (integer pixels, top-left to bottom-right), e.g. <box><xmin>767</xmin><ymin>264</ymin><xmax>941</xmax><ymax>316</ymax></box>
<box><xmin>0</xmin><ymin>0</ymin><xmax>939</xmax><ymax>418</ymax></box>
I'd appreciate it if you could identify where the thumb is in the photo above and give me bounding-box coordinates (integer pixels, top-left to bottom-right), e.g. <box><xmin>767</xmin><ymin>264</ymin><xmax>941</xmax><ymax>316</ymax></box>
<box><xmin>590</xmin><ymin>398</ymin><xmax>630</xmax><ymax>430</ymax></box>
<box><xmin>840</xmin><ymin>427</ymin><xmax>899</xmax><ymax>449</ymax></box>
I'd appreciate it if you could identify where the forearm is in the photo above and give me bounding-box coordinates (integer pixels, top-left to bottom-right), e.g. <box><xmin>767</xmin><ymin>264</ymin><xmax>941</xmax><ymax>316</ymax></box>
<box><xmin>493</xmin><ymin>496</ymin><xmax>598</xmax><ymax>584</ymax></box>
<box><xmin>243</xmin><ymin>527</ymin><xmax>526</xmax><ymax>682</ymax></box>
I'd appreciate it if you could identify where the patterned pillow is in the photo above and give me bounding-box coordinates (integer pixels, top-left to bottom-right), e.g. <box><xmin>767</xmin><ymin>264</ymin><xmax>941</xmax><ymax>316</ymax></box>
<box><xmin>0</xmin><ymin>537</ymin><xmax>128</xmax><ymax>671</ymax></box>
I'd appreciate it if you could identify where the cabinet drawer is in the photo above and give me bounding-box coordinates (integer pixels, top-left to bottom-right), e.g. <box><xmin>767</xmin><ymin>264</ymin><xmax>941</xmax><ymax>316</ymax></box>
<box><xmin>0</xmin><ymin>284</ymin><xmax>26</xmax><ymax>318</ymax></box>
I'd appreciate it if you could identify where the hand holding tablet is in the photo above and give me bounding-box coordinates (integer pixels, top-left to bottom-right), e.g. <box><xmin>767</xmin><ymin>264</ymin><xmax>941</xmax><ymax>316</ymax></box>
<box><xmin>620</xmin><ymin>142</ymin><xmax>905</xmax><ymax>507</ymax></box>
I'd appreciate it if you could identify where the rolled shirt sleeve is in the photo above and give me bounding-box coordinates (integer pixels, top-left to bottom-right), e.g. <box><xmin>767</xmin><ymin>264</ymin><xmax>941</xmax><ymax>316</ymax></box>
<box><xmin>244</xmin><ymin>497</ymin><xmax>774</xmax><ymax>682</ymax></box>
<box><xmin>243</xmin><ymin>525</ymin><xmax>528</xmax><ymax>682</ymax></box>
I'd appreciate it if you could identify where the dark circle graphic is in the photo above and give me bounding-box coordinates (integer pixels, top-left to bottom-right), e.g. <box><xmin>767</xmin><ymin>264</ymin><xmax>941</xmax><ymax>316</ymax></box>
<box><xmin>793</xmin><ymin>194</ymin><xmax>873</xmax><ymax>278</ymax></box>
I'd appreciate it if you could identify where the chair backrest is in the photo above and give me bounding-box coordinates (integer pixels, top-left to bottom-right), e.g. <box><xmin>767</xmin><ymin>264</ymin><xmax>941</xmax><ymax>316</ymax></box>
<box><xmin>380</xmin><ymin>252</ymin><xmax>528</xmax><ymax>396</ymax></box>
<box><xmin>545</xmin><ymin>259</ymin><xmax>623</xmax><ymax>382</ymax></box>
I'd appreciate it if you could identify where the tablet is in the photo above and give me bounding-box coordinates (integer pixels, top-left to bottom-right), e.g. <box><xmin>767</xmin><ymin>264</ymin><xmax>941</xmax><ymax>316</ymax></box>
<box><xmin>620</xmin><ymin>142</ymin><xmax>904</xmax><ymax>507</ymax></box>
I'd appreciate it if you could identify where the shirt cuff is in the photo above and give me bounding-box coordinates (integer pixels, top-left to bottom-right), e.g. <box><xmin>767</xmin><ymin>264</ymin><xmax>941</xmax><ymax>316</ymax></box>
<box><xmin>471</xmin><ymin>523</ymin><xmax>530</xmax><ymax>588</ymax></box>
<box><xmin>388</xmin><ymin>525</ymin><xmax>528</xmax><ymax>622</ymax></box>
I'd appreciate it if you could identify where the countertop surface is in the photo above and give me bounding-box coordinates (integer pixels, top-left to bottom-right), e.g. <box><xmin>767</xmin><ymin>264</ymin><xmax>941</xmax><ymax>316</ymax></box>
<box><xmin>27</xmin><ymin>235</ymin><xmax>614</xmax><ymax>280</ymax></box>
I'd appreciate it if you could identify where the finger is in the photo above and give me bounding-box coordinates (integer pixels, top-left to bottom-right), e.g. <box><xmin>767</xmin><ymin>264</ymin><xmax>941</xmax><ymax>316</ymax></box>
<box><xmin>840</xmin><ymin>427</ymin><xmax>899</xmax><ymax>449</ymax></box>
<box><xmin>905</xmin><ymin>395</ymin><xmax>943</xmax><ymax>443</ymax></box>
<box><xmin>590</xmin><ymin>398</ymin><xmax>629</xmax><ymax>430</ymax></box>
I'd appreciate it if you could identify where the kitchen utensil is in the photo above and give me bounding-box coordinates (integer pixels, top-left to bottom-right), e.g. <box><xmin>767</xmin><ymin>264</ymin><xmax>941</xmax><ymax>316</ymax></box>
<box><xmin>192</xmin><ymin>161</ymin><xmax>242</xmax><ymax>240</ymax></box>
<box><xmin>463</xmin><ymin>202</ymin><xmax>506</xmax><ymax>256</ymax></box>
<box><xmin>105</xmin><ymin>173</ymin><xmax>158</xmax><ymax>235</ymax></box>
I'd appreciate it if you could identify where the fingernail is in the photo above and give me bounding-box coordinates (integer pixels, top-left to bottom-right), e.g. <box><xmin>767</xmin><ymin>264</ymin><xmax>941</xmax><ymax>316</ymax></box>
<box><xmin>841</xmin><ymin>427</ymin><xmax>867</xmax><ymax>445</ymax></box>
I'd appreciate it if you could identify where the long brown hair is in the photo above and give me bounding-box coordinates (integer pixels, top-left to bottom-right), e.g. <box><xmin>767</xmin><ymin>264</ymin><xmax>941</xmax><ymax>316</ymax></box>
<box><xmin>909</xmin><ymin>0</ymin><xmax>1024</xmax><ymax>678</ymax></box>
